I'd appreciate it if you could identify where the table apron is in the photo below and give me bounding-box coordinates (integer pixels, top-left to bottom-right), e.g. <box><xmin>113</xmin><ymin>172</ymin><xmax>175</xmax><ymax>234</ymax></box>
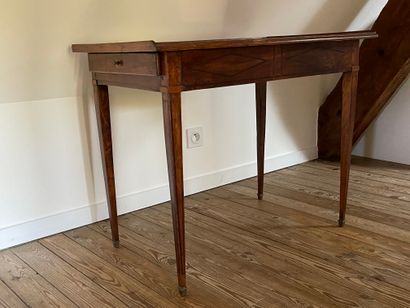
<box><xmin>180</xmin><ymin>40</ymin><xmax>355</xmax><ymax>90</ymax></box>
<box><xmin>90</xmin><ymin>40</ymin><xmax>357</xmax><ymax>93</ymax></box>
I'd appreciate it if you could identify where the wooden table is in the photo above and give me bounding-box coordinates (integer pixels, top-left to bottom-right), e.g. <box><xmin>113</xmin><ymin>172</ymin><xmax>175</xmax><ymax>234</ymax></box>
<box><xmin>72</xmin><ymin>31</ymin><xmax>377</xmax><ymax>296</ymax></box>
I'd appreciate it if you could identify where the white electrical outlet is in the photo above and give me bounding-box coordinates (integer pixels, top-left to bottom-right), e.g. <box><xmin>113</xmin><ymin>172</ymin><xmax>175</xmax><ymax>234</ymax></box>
<box><xmin>186</xmin><ymin>127</ymin><xmax>203</xmax><ymax>148</ymax></box>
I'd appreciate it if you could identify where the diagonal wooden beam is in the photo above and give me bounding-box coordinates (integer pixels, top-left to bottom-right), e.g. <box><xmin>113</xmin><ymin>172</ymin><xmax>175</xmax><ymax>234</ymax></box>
<box><xmin>318</xmin><ymin>0</ymin><xmax>410</xmax><ymax>160</ymax></box>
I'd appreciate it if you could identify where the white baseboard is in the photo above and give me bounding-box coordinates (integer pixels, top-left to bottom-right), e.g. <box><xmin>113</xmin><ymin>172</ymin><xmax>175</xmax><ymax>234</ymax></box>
<box><xmin>0</xmin><ymin>147</ymin><xmax>317</xmax><ymax>250</ymax></box>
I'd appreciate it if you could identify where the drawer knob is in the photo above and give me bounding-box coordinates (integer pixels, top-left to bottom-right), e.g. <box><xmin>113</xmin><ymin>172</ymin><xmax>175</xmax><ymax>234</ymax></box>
<box><xmin>113</xmin><ymin>59</ymin><xmax>124</xmax><ymax>66</ymax></box>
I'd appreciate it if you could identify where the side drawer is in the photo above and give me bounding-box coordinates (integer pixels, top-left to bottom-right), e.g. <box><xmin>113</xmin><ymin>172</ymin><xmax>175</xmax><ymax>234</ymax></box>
<box><xmin>88</xmin><ymin>53</ymin><xmax>159</xmax><ymax>76</ymax></box>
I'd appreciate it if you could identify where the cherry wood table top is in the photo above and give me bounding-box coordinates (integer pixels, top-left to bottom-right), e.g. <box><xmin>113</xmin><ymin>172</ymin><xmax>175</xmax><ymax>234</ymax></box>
<box><xmin>72</xmin><ymin>31</ymin><xmax>377</xmax><ymax>53</ymax></box>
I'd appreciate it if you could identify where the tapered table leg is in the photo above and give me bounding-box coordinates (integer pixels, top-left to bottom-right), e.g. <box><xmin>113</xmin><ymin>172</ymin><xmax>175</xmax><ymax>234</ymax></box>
<box><xmin>339</xmin><ymin>70</ymin><xmax>358</xmax><ymax>227</ymax></box>
<box><xmin>93</xmin><ymin>83</ymin><xmax>120</xmax><ymax>247</ymax></box>
<box><xmin>162</xmin><ymin>91</ymin><xmax>187</xmax><ymax>296</ymax></box>
<box><xmin>256</xmin><ymin>82</ymin><xmax>267</xmax><ymax>200</ymax></box>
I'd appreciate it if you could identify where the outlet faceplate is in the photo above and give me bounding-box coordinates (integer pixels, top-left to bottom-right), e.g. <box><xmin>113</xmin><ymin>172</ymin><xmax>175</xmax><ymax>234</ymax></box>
<box><xmin>186</xmin><ymin>127</ymin><xmax>203</xmax><ymax>148</ymax></box>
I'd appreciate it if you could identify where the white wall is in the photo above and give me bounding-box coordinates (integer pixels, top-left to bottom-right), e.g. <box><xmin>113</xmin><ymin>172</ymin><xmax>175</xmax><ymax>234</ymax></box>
<box><xmin>353</xmin><ymin>78</ymin><xmax>410</xmax><ymax>164</ymax></box>
<box><xmin>0</xmin><ymin>0</ymin><xmax>378</xmax><ymax>249</ymax></box>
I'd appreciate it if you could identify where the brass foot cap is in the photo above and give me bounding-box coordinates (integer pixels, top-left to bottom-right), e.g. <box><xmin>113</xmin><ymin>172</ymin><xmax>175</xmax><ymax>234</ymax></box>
<box><xmin>257</xmin><ymin>193</ymin><xmax>263</xmax><ymax>200</ymax></box>
<box><xmin>113</xmin><ymin>240</ymin><xmax>120</xmax><ymax>248</ymax></box>
<box><xmin>338</xmin><ymin>219</ymin><xmax>345</xmax><ymax>227</ymax></box>
<box><xmin>178</xmin><ymin>286</ymin><xmax>187</xmax><ymax>297</ymax></box>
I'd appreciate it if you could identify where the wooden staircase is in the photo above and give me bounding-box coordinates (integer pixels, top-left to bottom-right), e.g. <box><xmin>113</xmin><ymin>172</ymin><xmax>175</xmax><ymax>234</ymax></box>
<box><xmin>318</xmin><ymin>0</ymin><xmax>410</xmax><ymax>160</ymax></box>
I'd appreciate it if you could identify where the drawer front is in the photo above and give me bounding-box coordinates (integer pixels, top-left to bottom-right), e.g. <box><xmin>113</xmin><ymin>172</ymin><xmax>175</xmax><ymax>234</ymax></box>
<box><xmin>181</xmin><ymin>46</ymin><xmax>275</xmax><ymax>89</ymax></box>
<box><xmin>279</xmin><ymin>41</ymin><xmax>354</xmax><ymax>77</ymax></box>
<box><xmin>88</xmin><ymin>53</ymin><xmax>159</xmax><ymax>76</ymax></box>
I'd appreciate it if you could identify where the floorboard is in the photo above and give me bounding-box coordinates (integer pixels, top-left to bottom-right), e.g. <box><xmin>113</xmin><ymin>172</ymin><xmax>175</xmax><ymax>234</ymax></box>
<box><xmin>1</xmin><ymin>158</ymin><xmax>409</xmax><ymax>307</ymax></box>
<box><xmin>0</xmin><ymin>279</ymin><xmax>26</xmax><ymax>308</ymax></box>
<box><xmin>0</xmin><ymin>251</ymin><xmax>75</xmax><ymax>307</ymax></box>
<box><xmin>13</xmin><ymin>241</ymin><xmax>126</xmax><ymax>308</ymax></box>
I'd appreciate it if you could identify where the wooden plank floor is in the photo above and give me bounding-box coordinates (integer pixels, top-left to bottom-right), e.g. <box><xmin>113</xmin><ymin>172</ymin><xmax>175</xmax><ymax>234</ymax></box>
<box><xmin>1</xmin><ymin>157</ymin><xmax>410</xmax><ymax>307</ymax></box>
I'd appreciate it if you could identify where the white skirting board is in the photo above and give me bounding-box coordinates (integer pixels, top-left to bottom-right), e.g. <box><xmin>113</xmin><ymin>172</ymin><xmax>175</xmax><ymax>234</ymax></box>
<box><xmin>0</xmin><ymin>147</ymin><xmax>317</xmax><ymax>250</ymax></box>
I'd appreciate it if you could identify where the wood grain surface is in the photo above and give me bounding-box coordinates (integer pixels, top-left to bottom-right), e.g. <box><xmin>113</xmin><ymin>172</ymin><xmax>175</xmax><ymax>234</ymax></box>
<box><xmin>72</xmin><ymin>31</ymin><xmax>376</xmax><ymax>53</ymax></box>
<box><xmin>0</xmin><ymin>280</ymin><xmax>26</xmax><ymax>308</ymax></box>
<box><xmin>1</xmin><ymin>157</ymin><xmax>409</xmax><ymax>307</ymax></box>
